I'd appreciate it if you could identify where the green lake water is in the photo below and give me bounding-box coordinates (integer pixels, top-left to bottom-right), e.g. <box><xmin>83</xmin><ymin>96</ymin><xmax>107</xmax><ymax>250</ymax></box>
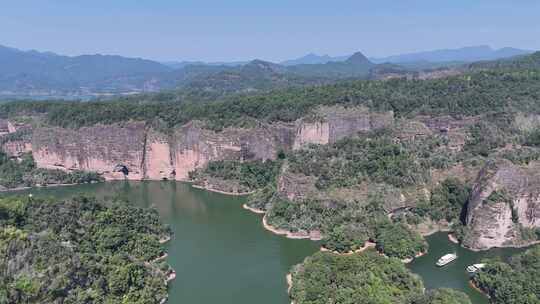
<box><xmin>408</xmin><ymin>232</ymin><xmax>526</xmax><ymax>304</ymax></box>
<box><xmin>1</xmin><ymin>181</ymin><xmax>529</xmax><ymax>304</ymax></box>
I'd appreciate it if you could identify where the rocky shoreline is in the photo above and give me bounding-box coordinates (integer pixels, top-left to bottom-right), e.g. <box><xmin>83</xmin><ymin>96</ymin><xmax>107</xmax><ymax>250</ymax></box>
<box><xmin>262</xmin><ymin>214</ymin><xmax>323</xmax><ymax>241</ymax></box>
<box><xmin>0</xmin><ymin>182</ymin><xmax>86</xmax><ymax>193</ymax></box>
<box><xmin>242</xmin><ymin>203</ymin><xmax>266</xmax><ymax>214</ymax></box>
<box><xmin>286</xmin><ymin>273</ymin><xmax>295</xmax><ymax>304</ymax></box>
<box><xmin>191</xmin><ymin>184</ymin><xmax>255</xmax><ymax>196</ymax></box>
<box><xmin>320</xmin><ymin>241</ymin><xmax>376</xmax><ymax>255</ymax></box>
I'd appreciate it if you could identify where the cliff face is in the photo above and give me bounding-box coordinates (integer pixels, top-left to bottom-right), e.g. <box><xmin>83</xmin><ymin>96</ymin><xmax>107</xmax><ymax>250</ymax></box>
<box><xmin>464</xmin><ymin>160</ymin><xmax>540</xmax><ymax>250</ymax></box>
<box><xmin>31</xmin><ymin>122</ymin><xmax>148</xmax><ymax>180</ymax></box>
<box><xmin>1</xmin><ymin>106</ymin><xmax>392</xmax><ymax>182</ymax></box>
<box><xmin>169</xmin><ymin>121</ymin><xmax>295</xmax><ymax>180</ymax></box>
<box><xmin>293</xmin><ymin>106</ymin><xmax>394</xmax><ymax>149</ymax></box>
<box><xmin>26</xmin><ymin>121</ymin><xmax>296</xmax><ymax>181</ymax></box>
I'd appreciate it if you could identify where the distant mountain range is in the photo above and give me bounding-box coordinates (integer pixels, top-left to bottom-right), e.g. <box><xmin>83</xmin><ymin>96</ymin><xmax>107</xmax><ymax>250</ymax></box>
<box><xmin>0</xmin><ymin>45</ymin><xmax>175</xmax><ymax>97</ymax></box>
<box><xmin>280</xmin><ymin>53</ymin><xmax>349</xmax><ymax>66</ymax></box>
<box><xmin>281</xmin><ymin>46</ymin><xmax>533</xmax><ymax>66</ymax></box>
<box><xmin>370</xmin><ymin>45</ymin><xmax>533</xmax><ymax>64</ymax></box>
<box><xmin>0</xmin><ymin>44</ymin><xmax>535</xmax><ymax>99</ymax></box>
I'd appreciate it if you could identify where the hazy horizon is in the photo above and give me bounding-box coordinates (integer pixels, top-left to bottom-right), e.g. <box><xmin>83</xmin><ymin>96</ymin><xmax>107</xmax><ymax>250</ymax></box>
<box><xmin>2</xmin><ymin>0</ymin><xmax>540</xmax><ymax>62</ymax></box>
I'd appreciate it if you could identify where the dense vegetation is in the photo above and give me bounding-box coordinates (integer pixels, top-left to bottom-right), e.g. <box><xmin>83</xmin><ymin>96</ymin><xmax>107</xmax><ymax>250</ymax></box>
<box><xmin>0</xmin><ymin>152</ymin><xmax>103</xmax><ymax>189</ymax></box>
<box><xmin>287</xmin><ymin>130</ymin><xmax>438</xmax><ymax>189</ymax></box>
<box><xmin>410</xmin><ymin>178</ymin><xmax>471</xmax><ymax>223</ymax></box>
<box><xmin>472</xmin><ymin>245</ymin><xmax>540</xmax><ymax>304</ymax></box>
<box><xmin>0</xmin><ymin>195</ymin><xmax>172</xmax><ymax>303</ymax></box>
<box><xmin>1</xmin><ymin>68</ymin><xmax>540</xmax><ymax>131</ymax></box>
<box><xmin>267</xmin><ymin>195</ymin><xmax>427</xmax><ymax>259</ymax></box>
<box><xmin>189</xmin><ymin>159</ymin><xmax>282</xmax><ymax>192</ymax></box>
<box><xmin>289</xmin><ymin>251</ymin><xmax>471</xmax><ymax>304</ymax></box>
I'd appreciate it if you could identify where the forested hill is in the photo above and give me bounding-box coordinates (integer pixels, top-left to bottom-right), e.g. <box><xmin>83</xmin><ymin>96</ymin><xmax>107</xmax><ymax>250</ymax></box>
<box><xmin>470</xmin><ymin>51</ymin><xmax>540</xmax><ymax>70</ymax></box>
<box><xmin>0</xmin><ymin>45</ymin><xmax>175</xmax><ymax>95</ymax></box>
<box><xmin>1</xmin><ymin>43</ymin><xmax>537</xmax><ymax>98</ymax></box>
<box><xmin>0</xmin><ymin>196</ymin><xmax>173</xmax><ymax>303</ymax></box>
<box><xmin>0</xmin><ymin>46</ymin><xmax>379</xmax><ymax>97</ymax></box>
<box><xmin>2</xmin><ymin>62</ymin><xmax>540</xmax><ymax>131</ymax></box>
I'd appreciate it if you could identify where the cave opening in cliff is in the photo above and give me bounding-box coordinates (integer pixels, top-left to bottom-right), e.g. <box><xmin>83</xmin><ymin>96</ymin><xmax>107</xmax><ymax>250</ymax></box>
<box><xmin>113</xmin><ymin>164</ymin><xmax>130</xmax><ymax>176</ymax></box>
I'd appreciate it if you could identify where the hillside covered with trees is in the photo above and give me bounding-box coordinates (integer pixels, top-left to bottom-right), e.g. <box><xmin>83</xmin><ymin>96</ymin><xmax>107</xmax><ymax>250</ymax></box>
<box><xmin>289</xmin><ymin>251</ymin><xmax>472</xmax><ymax>304</ymax></box>
<box><xmin>472</xmin><ymin>245</ymin><xmax>540</xmax><ymax>304</ymax></box>
<box><xmin>0</xmin><ymin>151</ymin><xmax>103</xmax><ymax>190</ymax></box>
<box><xmin>0</xmin><ymin>195</ymin><xmax>173</xmax><ymax>304</ymax></box>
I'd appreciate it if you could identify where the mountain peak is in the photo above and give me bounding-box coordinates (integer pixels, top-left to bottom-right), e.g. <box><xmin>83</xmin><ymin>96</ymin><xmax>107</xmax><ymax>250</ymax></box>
<box><xmin>242</xmin><ymin>59</ymin><xmax>284</xmax><ymax>74</ymax></box>
<box><xmin>345</xmin><ymin>52</ymin><xmax>373</xmax><ymax>65</ymax></box>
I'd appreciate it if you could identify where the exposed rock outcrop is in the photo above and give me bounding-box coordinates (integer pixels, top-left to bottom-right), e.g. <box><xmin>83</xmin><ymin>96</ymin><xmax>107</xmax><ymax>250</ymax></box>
<box><xmin>169</xmin><ymin>121</ymin><xmax>295</xmax><ymax>180</ymax></box>
<box><xmin>31</xmin><ymin>122</ymin><xmax>147</xmax><ymax>180</ymax></box>
<box><xmin>293</xmin><ymin>106</ymin><xmax>394</xmax><ymax>149</ymax></box>
<box><xmin>1</xmin><ymin>106</ymin><xmax>393</xmax><ymax>182</ymax></box>
<box><xmin>464</xmin><ymin>159</ymin><xmax>540</xmax><ymax>250</ymax></box>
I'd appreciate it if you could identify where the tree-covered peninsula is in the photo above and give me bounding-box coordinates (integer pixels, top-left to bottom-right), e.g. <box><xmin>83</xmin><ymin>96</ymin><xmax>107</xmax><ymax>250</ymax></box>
<box><xmin>289</xmin><ymin>251</ymin><xmax>472</xmax><ymax>304</ymax></box>
<box><xmin>0</xmin><ymin>196</ymin><xmax>173</xmax><ymax>304</ymax></box>
<box><xmin>472</xmin><ymin>245</ymin><xmax>540</xmax><ymax>304</ymax></box>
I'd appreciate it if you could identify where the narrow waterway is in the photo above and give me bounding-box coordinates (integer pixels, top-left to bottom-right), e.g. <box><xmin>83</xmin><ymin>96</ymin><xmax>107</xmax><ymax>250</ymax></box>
<box><xmin>2</xmin><ymin>181</ymin><xmax>529</xmax><ymax>304</ymax></box>
<box><xmin>408</xmin><ymin>232</ymin><xmax>526</xmax><ymax>304</ymax></box>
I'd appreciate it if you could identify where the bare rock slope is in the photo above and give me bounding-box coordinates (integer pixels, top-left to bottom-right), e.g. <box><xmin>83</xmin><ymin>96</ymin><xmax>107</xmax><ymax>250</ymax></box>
<box><xmin>464</xmin><ymin>159</ymin><xmax>540</xmax><ymax>250</ymax></box>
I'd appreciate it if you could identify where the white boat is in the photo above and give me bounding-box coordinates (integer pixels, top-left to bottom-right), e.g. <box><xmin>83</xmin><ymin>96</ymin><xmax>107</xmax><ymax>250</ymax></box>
<box><xmin>436</xmin><ymin>253</ymin><xmax>457</xmax><ymax>266</ymax></box>
<box><xmin>466</xmin><ymin>263</ymin><xmax>486</xmax><ymax>273</ymax></box>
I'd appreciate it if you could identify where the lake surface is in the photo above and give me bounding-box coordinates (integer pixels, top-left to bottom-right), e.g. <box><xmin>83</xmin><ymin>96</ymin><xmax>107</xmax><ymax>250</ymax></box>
<box><xmin>1</xmin><ymin>181</ymin><xmax>528</xmax><ymax>304</ymax></box>
<box><xmin>408</xmin><ymin>232</ymin><xmax>526</xmax><ymax>304</ymax></box>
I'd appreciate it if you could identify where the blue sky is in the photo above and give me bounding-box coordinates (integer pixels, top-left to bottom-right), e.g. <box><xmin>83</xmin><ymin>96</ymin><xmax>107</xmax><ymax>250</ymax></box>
<box><xmin>2</xmin><ymin>0</ymin><xmax>539</xmax><ymax>62</ymax></box>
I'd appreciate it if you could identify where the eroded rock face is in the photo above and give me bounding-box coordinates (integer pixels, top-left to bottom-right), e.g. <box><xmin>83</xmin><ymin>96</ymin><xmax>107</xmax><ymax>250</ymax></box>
<box><xmin>0</xmin><ymin>119</ymin><xmax>10</xmax><ymax>136</ymax></box>
<box><xmin>170</xmin><ymin>121</ymin><xmax>296</xmax><ymax>180</ymax></box>
<box><xmin>464</xmin><ymin>160</ymin><xmax>540</xmax><ymax>250</ymax></box>
<box><xmin>1</xmin><ymin>140</ymin><xmax>32</xmax><ymax>157</ymax></box>
<box><xmin>144</xmin><ymin>130</ymin><xmax>174</xmax><ymax>180</ymax></box>
<box><xmin>1</xmin><ymin>107</ymin><xmax>394</xmax><ymax>181</ymax></box>
<box><xmin>31</xmin><ymin>122</ymin><xmax>147</xmax><ymax>180</ymax></box>
<box><xmin>293</xmin><ymin>106</ymin><xmax>394</xmax><ymax>149</ymax></box>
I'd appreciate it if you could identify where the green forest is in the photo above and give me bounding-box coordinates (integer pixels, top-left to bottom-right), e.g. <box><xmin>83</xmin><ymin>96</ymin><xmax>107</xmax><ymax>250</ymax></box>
<box><xmin>1</xmin><ymin>68</ymin><xmax>540</xmax><ymax>132</ymax></box>
<box><xmin>289</xmin><ymin>251</ymin><xmax>472</xmax><ymax>304</ymax></box>
<box><xmin>0</xmin><ymin>152</ymin><xmax>103</xmax><ymax>190</ymax></box>
<box><xmin>472</xmin><ymin>245</ymin><xmax>540</xmax><ymax>304</ymax></box>
<box><xmin>0</xmin><ymin>196</ymin><xmax>172</xmax><ymax>304</ymax></box>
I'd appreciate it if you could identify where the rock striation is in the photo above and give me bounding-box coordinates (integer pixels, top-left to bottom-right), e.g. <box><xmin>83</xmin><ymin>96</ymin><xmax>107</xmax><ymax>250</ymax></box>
<box><xmin>293</xmin><ymin>106</ymin><xmax>394</xmax><ymax>149</ymax></box>
<box><xmin>464</xmin><ymin>159</ymin><xmax>540</xmax><ymax>250</ymax></box>
<box><xmin>1</xmin><ymin>106</ymin><xmax>392</xmax><ymax>181</ymax></box>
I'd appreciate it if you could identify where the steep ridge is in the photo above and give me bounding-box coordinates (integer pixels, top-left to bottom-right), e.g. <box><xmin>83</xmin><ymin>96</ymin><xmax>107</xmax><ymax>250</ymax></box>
<box><xmin>464</xmin><ymin>159</ymin><xmax>540</xmax><ymax>250</ymax></box>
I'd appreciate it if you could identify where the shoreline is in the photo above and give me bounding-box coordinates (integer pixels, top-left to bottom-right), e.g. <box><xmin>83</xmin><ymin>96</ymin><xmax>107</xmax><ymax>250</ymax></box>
<box><xmin>242</xmin><ymin>203</ymin><xmax>266</xmax><ymax>214</ymax></box>
<box><xmin>151</xmin><ymin>252</ymin><xmax>168</xmax><ymax>263</ymax></box>
<box><xmin>464</xmin><ymin>239</ymin><xmax>540</xmax><ymax>252</ymax></box>
<box><xmin>159</xmin><ymin>235</ymin><xmax>171</xmax><ymax>244</ymax></box>
<box><xmin>320</xmin><ymin>241</ymin><xmax>376</xmax><ymax>255</ymax></box>
<box><xmin>0</xmin><ymin>182</ymin><xmax>86</xmax><ymax>193</ymax></box>
<box><xmin>166</xmin><ymin>270</ymin><xmax>177</xmax><ymax>284</ymax></box>
<box><xmin>419</xmin><ymin>227</ymin><xmax>451</xmax><ymax>237</ymax></box>
<box><xmin>401</xmin><ymin>250</ymin><xmax>427</xmax><ymax>264</ymax></box>
<box><xmin>262</xmin><ymin>215</ymin><xmax>323</xmax><ymax>241</ymax></box>
<box><xmin>191</xmin><ymin>184</ymin><xmax>255</xmax><ymax>196</ymax></box>
<box><xmin>243</xmin><ymin>199</ymin><xmax>324</xmax><ymax>241</ymax></box>
<box><xmin>448</xmin><ymin>233</ymin><xmax>459</xmax><ymax>244</ymax></box>
<box><xmin>469</xmin><ymin>280</ymin><xmax>490</xmax><ymax>299</ymax></box>
<box><xmin>286</xmin><ymin>273</ymin><xmax>295</xmax><ymax>304</ymax></box>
